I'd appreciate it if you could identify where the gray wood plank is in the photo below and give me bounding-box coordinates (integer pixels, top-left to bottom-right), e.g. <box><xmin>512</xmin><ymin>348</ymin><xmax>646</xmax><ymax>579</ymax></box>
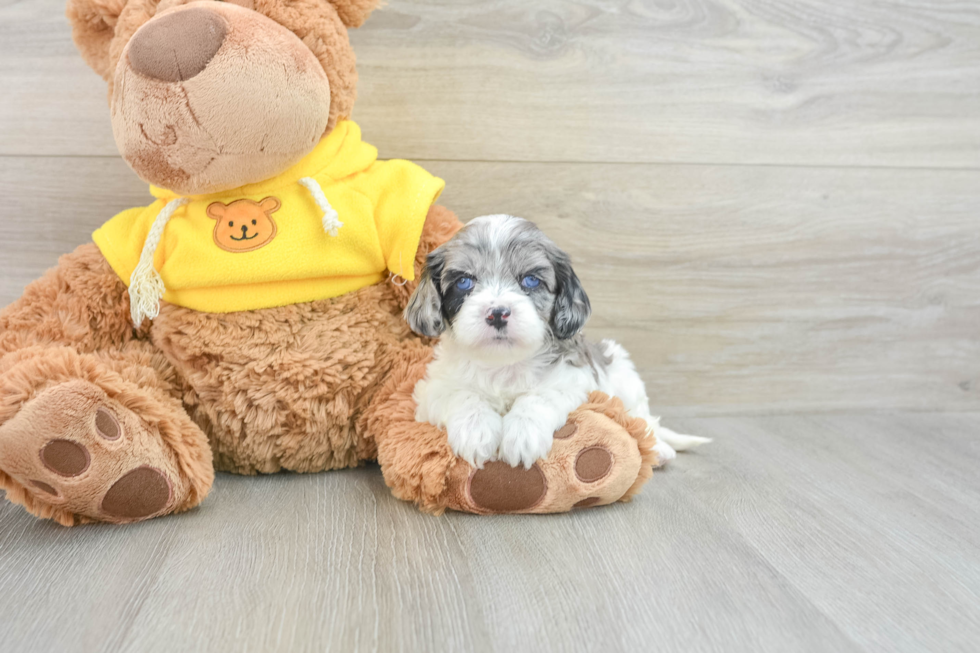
<box><xmin>2</xmin><ymin>155</ymin><xmax>977</xmax><ymax>415</ymax></box>
<box><xmin>675</xmin><ymin>412</ymin><xmax>980</xmax><ymax>653</ymax></box>
<box><xmin>0</xmin><ymin>0</ymin><xmax>115</xmax><ymax>156</ymax></box>
<box><xmin>1</xmin><ymin>413</ymin><xmax>978</xmax><ymax>652</ymax></box>
<box><xmin>2</xmin><ymin>0</ymin><xmax>980</xmax><ymax>167</ymax></box>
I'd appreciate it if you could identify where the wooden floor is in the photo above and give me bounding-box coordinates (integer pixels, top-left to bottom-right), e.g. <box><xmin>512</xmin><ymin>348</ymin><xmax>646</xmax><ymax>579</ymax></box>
<box><xmin>1</xmin><ymin>1</ymin><xmax>979</xmax><ymax>651</ymax></box>
<box><xmin>2</xmin><ymin>414</ymin><xmax>979</xmax><ymax>652</ymax></box>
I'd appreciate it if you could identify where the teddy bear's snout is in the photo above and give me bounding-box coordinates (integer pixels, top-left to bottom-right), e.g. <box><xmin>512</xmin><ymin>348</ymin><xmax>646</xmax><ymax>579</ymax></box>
<box><xmin>128</xmin><ymin>7</ymin><xmax>227</xmax><ymax>83</ymax></box>
<box><xmin>110</xmin><ymin>1</ymin><xmax>335</xmax><ymax>195</ymax></box>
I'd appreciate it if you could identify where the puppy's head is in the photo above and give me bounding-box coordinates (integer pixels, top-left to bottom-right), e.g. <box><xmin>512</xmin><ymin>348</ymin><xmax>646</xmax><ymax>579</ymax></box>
<box><xmin>405</xmin><ymin>215</ymin><xmax>591</xmax><ymax>363</ymax></box>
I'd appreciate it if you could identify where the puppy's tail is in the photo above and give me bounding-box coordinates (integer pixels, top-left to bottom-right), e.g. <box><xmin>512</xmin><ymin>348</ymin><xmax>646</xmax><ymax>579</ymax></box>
<box><xmin>656</xmin><ymin>425</ymin><xmax>712</xmax><ymax>451</ymax></box>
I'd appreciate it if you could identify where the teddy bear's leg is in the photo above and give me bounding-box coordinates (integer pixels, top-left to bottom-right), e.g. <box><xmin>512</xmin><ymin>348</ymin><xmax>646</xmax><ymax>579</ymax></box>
<box><xmin>366</xmin><ymin>341</ymin><xmax>660</xmax><ymax>514</ymax></box>
<box><xmin>0</xmin><ymin>244</ymin><xmax>213</xmax><ymax>526</ymax></box>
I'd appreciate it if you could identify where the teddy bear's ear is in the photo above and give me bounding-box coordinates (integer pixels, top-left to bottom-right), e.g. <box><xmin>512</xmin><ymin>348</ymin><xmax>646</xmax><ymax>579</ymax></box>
<box><xmin>66</xmin><ymin>0</ymin><xmax>128</xmax><ymax>80</ymax></box>
<box><xmin>327</xmin><ymin>0</ymin><xmax>382</xmax><ymax>28</ymax></box>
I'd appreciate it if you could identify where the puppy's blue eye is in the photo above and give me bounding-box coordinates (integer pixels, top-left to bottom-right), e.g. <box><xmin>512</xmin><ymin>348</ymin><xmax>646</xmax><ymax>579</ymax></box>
<box><xmin>521</xmin><ymin>275</ymin><xmax>540</xmax><ymax>289</ymax></box>
<box><xmin>456</xmin><ymin>277</ymin><xmax>474</xmax><ymax>291</ymax></box>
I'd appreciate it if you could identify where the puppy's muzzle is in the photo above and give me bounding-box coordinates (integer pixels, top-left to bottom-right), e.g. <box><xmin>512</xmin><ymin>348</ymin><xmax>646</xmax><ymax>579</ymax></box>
<box><xmin>485</xmin><ymin>307</ymin><xmax>511</xmax><ymax>330</ymax></box>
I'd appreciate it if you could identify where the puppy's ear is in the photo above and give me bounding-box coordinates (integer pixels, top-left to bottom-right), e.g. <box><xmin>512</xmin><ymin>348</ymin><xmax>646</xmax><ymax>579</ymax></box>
<box><xmin>550</xmin><ymin>248</ymin><xmax>592</xmax><ymax>339</ymax></box>
<box><xmin>405</xmin><ymin>250</ymin><xmax>446</xmax><ymax>338</ymax></box>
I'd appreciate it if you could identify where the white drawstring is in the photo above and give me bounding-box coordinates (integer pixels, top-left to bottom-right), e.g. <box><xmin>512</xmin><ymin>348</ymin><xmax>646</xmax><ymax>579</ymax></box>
<box><xmin>387</xmin><ymin>272</ymin><xmax>409</xmax><ymax>286</ymax></box>
<box><xmin>299</xmin><ymin>177</ymin><xmax>343</xmax><ymax>237</ymax></box>
<box><xmin>129</xmin><ymin>197</ymin><xmax>188</xmax><ymax>327</ymax></box>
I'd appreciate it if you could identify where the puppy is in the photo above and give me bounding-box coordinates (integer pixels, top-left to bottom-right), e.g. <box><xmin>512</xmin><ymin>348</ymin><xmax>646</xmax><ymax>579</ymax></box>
<box><xmin>405</xmin><ymin>215</ymin><xmax>709</xmax><ymax>469</ymax></box>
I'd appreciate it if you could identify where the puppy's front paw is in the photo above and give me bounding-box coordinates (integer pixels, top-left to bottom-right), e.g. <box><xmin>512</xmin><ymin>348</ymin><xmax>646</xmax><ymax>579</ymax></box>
<box><xmin>499</xmin><ymin>407</ymin><xmax>559</xmax><ymax>470</ymax></box>
<box><xmin>652</xmin><ymin>438</ymin><xmax>677</xmax><ymax>467</ymax></box>
<box><xmin>446</xmin><ymin>404</ymin><xmax>503</xmax><ymax>469</ymax></box>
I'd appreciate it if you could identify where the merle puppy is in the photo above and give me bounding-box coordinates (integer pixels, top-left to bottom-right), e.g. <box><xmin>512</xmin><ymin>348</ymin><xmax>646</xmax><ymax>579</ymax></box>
<box><xmin>405</xmin><ymin>215</ymin><xmax>709</xmax><ymax>469</ymax></box>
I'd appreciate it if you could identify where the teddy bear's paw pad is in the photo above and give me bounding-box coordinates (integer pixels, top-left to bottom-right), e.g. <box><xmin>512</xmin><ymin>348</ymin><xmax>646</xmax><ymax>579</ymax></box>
<box><xmin>30</xmin><ymin>480</ymin><xmax>60</xmax><ymax>497</ymax></box>
<box><xmin>467</xmin><ymin>462</ymin><xmax>547</xmax><ymax>513</ymax></box>
<box><xmin>531</xmin><ymin>411</ymin><xmax>644</xmax><ymax>513</ymax></box>
<box><xmin>40</xmin><ymin>439</ymin><xmax>91</xmax><ymax>477</ymax></box>
<box><xmin>0</xmin><ymin>380</ymin><xmax>183</xmax><ymax>523</ymax></box>
<box><xmin>447</xmin><ymin>410</ymin><xmax>646</xmax><ymax>514</ymax></box>
<box><xmin>95</xmin><ymin>408</ymin><xmax>122</xmax><ymax>441</ymax></box>
<box><xmin>574</xmin><ymin>446</ymin><xmax>613</xmax><ymax>483</ymax></box>
<box><xmin>101</xmin><ymin>467</ymin><xmax>173</xmax><ymax>521</ymax></box>
<box><xmin>554</xmin><ymin>423</ymin><xmax>579</xmax><ymax>440</ymax></box>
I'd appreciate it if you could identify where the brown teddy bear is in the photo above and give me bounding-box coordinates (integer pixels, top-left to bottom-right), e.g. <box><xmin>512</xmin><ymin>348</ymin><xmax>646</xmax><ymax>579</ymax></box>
<box><xmin>0</xmin><ymin>0</ymin><xmax>657</xmax><ymax>526</ymax></box>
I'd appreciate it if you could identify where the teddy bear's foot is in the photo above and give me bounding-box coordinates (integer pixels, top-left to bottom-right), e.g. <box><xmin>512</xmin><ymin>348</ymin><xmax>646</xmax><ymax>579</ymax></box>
<box><xmin>0</xmin><ymin>380</ymin><xmax>204</xmax><ymax>525</ymax></box>
<box><xmin>441</xmin><ymin>393</ymin><xmax>660</xmax><ymax>514</ymax></box>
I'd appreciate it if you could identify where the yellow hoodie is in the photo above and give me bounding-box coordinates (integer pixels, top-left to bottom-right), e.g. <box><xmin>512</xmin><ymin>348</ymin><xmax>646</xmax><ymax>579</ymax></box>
<box><xmin>93</xmin><ymin>121</ymin><xmax>445</xmax><ymax>317</ymax></box>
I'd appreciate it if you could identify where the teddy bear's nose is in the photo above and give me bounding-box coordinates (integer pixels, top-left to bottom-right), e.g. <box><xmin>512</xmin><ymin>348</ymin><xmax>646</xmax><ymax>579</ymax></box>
<box><xmin>127</xmin><ymin>7</ymin><xmax>227</xmax><ymax>82</ymax></box>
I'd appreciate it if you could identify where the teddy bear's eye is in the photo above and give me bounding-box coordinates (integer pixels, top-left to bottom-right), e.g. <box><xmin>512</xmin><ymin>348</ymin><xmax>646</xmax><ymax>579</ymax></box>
<box><xmin>252</xmin><ymin>219</ymin><xmax>257</xmax><ymax>226</ymax></box>
<box><xmin>228</xmin><ymin>221</ymin><xmax>234</xmax><ymax>227</ymax></box>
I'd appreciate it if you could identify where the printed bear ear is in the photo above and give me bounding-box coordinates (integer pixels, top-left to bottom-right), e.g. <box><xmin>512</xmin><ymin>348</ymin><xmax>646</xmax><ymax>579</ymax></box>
<box><xmin>259</xmin><ymin>197</ymin><xmax>282</xmax><ymax>213</ymax></box>
<box><xmin>326</xmin><ymin>0</ymin><xmax>382</xmax><ymax>28</ymax></box>
<box><xmin>206</xmin><ymin>202</ymin><xmax>228</xmax><ymax>220</ymax></box>
<box><xmin>66</xmin><ymin>0</ymin><xmax>129</xmax><ymax>80</ymax></box>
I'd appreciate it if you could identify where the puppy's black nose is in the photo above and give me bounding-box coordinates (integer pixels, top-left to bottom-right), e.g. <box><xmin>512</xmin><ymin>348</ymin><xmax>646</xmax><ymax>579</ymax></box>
<box><xmin>486</xmin><ymin>307</ymin><xmax>511</xmax><ymax>330</ymax></box>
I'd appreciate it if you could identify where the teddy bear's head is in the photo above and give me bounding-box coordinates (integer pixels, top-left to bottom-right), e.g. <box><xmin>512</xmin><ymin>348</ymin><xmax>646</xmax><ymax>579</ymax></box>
<box><xmin>67</xmin><ymin>0</ymin><xmax>380</xmax><ymax>195</ymax></box>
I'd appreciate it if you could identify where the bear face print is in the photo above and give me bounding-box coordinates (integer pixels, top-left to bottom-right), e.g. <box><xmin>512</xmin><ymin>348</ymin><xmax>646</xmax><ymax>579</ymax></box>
<box><xmin>206</xmin><ymin>197</ymin><xmax>281</xmax><ymax>253</ymax></box>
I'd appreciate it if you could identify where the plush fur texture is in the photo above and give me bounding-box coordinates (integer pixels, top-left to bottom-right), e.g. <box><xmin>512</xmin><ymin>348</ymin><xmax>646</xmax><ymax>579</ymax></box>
<box><xmin>0</xmin><ymin>208</ymin><xmax>456</xmax><ymax>523</ymax></box>
<box><xmin>0</xmin><ymin>0</ymin><xmax>659</xmax><ymax>525</ymax></box>
<box><xmin>150</xmin><ymin>206</ymin><xmax>462</xmax><ymax>475</ymax></box>
<box><xmin>68</xmin><ymin>0</ymin><xmax>364</xmax><ymax>126</ymax></box>
<box><xmin>0</xmin><ymin>246</ymin><xmax>213</xmax><ymax>525</ymax></box>
<box><xmin>68</xmin><ymin>0</ymin><xmax>367</xmax><ymax>193</ymax></box>
<box><xmin>111</xmin><ymin>2</ymin><xmax>334</xmax><ymax>194</ymax></box>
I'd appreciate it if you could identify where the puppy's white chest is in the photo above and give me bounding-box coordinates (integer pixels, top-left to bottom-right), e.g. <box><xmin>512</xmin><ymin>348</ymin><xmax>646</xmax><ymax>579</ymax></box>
<box><xmin>469</xmin><ymin>364</ymin><xmax>540</xmax><ymax>413</ymax></box>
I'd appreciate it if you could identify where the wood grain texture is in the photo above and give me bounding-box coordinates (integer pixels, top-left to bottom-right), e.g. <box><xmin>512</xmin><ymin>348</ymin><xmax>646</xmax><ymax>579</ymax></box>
<box><xmin>2</xmin><ymin>155</ymin><xmax>977</xmax><ymax>415</ymax></box>
<box><xmin>1</xmin><ymin>413</ymin><xmax>978</xmax><ymax>653</ymax></box>
<box><xmin>2</xmin><ymin>0</ymin><xmax>980</xmax><ymax>167</ymax></box>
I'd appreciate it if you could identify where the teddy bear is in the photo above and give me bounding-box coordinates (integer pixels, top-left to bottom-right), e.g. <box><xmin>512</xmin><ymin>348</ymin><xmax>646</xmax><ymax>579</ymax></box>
<box><xmin>0</xmin><ymin>0</ymin><xmax>658</xmax><ymax>526</ymax></box>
